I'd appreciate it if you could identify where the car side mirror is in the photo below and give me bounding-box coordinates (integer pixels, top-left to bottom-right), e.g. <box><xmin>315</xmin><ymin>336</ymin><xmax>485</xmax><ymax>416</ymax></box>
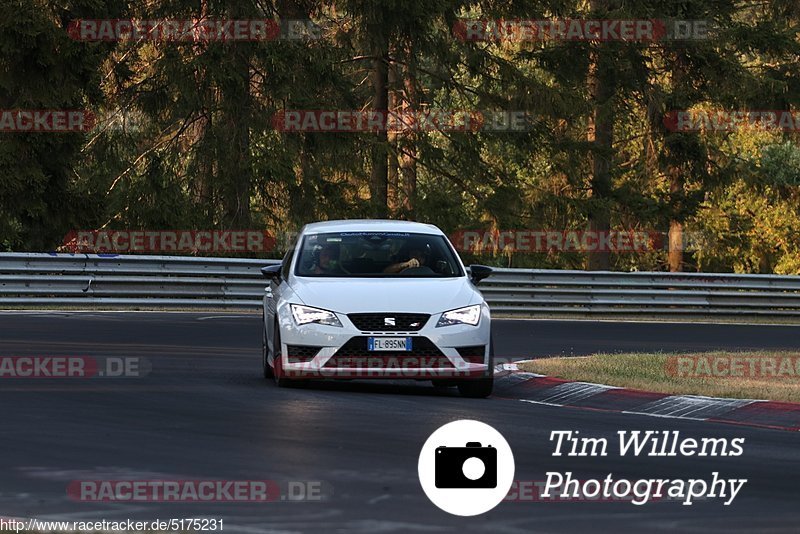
<box><xmin>261</xmin><ymin>264</ymin><xmax>282</xmax><ymax>279</ymax></box>
<box><xmin>469</xmin><ymin>264</ymin><xmax>493</xmax><ymax>284</ymax></box>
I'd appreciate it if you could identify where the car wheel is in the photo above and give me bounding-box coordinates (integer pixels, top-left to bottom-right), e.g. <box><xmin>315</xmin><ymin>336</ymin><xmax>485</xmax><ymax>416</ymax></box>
<box><xmin>273</xmin><ymin>322</ymin><xmax>292</xmax><ymax>387</ymax></box>
<box><xmin>457</xmin><ymin>375</ymin><xmax>493</xmax><ymax>398</ymax></box>
<box><xmin>262</xmin><ymin>323</ymin><xmax>273</xmax><ymax>379</ymax></box>
<box><xmin>457</xmin><ymin>334</ymin><xmax>494</xmax><ymax>398</ymax></box>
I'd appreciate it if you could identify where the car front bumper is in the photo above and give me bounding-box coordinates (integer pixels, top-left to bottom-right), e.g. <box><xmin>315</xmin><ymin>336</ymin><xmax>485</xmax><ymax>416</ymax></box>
<box><xmin>275</xmin><ymin>303</ymin><xmax>492</xmax><ymax>380</ymax></box>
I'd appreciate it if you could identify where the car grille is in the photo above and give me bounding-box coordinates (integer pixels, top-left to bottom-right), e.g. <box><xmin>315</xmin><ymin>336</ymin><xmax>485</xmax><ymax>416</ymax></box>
<box><xmin>456</xmin><ymin>345</ymin><xmax>486</xmax><ymax>364</ymax></box>
<box><xmin>325</xmin><ymin>336</ymin><xmax>453</xmax><ymax>368</ymax></box>
<box><xmin>287</xmin><ymin>345</ymin><xmax>322</xmax><ymax>363</ymax></box>
<box><xmin>348</xmin><ymin>313</ymin><xmax>430</xmax><ymax>332</ymax></box>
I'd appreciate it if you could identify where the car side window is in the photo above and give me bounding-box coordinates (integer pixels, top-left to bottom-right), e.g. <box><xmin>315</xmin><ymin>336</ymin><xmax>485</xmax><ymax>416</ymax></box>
<box><xmin>281</xmin><ymin>236</ymin><xmax>297</xmax><ymax>280</ymax></box>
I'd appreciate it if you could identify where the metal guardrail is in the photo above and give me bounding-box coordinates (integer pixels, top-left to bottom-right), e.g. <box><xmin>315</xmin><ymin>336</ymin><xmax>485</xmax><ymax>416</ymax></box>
<box><xmin>2</xmin><ymin>253</ymin><xmax>800</xmax><ymax>318</ymax></box>
<box><xmin>0</xmin><ymin>253</ymin><xmax>276</xmax><ymax>308</ymax></box>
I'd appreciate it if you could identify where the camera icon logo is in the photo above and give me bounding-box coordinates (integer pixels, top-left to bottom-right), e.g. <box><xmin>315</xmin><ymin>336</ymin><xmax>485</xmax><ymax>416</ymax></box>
<box><xmin>435</xmin><ymin>442</ymin><xmax>497</xmax><ymax>488</ymax></box>
<box><xmin>418</xmin><ymin>420</ymin><xmax>515</xmax><ymax>516</ymax></box>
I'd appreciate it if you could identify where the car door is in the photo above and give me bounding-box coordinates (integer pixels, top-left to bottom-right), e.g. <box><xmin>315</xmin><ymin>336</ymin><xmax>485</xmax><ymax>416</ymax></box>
<box><xmin>265</xmin><ymin>236</ymin><xmax>297</xmax><ymax>359</ymax></box>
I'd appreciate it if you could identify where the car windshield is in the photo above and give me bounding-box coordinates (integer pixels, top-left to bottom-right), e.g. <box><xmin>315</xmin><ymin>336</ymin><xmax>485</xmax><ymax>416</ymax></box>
<box><xmin>295</xmin><ymin>231</ymin><xmax>463</xmax><ymax>277</ymax></box>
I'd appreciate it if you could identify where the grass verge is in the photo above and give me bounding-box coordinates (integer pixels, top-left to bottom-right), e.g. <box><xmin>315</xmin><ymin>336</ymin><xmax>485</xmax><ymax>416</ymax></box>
<box><xmin>517</xmin><ymin>351</ymin><xmax>800</xmax><ymax>403</ymax></box>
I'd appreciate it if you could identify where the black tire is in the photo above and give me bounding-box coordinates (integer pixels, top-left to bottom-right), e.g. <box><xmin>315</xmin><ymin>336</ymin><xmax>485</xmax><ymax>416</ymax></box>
<box><xmin>457</xmin><ymin>334</ymin><xmax>494</xmax><ymax>398</ymax></box>
<box><xmin>457</xmin><ymin>375</ymin><xmax>493</xmax><ymax>398</ymax></box>
<box><xmin>273</xmin><ymin>322</ymin><xmax>293</xmax><ymax>387</ymax></box>
<box><xmin>262</xmin><ymin>322</ymin><xmax>273</xmax><ymax>379</ymax></box>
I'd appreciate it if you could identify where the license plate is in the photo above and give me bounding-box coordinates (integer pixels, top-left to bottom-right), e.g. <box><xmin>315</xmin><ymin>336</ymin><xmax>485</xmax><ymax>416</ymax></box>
<box><xmin>368</xmin><ymin>337</ymin><xmax>412</xmax><ymax>351</ymax></box>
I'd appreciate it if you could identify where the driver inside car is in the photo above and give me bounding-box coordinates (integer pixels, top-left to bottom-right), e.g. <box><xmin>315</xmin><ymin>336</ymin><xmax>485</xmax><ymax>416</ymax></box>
<box><xmin>383</xmin><ymin>245</ymin><xmax>429</xmax><ymax>274</ymax></box>
<box><xmin>312</xmin><ymin>244</ymin><xmax>342</xmax><ymax>275</ymax></box>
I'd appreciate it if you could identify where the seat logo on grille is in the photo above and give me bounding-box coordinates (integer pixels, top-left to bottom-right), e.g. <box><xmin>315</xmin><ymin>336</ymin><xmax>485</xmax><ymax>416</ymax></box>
<box><xmin>384</xmin><ymin>317</ymin><xmax>396</xmax><ymax>326</ymax></box>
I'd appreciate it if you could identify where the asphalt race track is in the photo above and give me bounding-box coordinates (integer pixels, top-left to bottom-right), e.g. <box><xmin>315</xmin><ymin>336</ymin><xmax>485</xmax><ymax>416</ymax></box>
<box><xmin>1</xmin><ymin>312</ymin><xmax>799</xmax><ymax>533</ymax></box>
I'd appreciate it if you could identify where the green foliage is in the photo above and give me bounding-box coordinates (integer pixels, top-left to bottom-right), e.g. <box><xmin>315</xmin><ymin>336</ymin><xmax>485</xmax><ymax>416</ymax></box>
<box><xmin>1</xmin><ymin>0</ymin><xmax>799</xmax><ymax>272</ymax></box>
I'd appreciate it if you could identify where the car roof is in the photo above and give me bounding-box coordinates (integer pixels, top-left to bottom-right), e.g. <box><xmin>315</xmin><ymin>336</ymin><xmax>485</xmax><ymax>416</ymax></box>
<box><xmin>301</xmin><ymin>219</ymin><xmax>443</xmax><ymax>236</ymax></box>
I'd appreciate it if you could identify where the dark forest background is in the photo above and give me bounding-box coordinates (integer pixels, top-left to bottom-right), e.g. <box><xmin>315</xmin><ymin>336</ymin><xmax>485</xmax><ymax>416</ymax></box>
<box><xmin>2</xmin><ymin>0</ymin><xmax>800</xmax><ymax>272</ymax></box>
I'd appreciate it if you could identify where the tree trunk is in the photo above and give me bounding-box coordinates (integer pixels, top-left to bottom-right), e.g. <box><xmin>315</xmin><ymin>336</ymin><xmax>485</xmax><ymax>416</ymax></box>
<box><xmin>668</xmin><ymin>165</ymin><xmax>684</xmax><ymax>272</ymax></box>
<box><xmin>398</xmin><ymin>60</ymin><xmax>417</xmax><ymax>220</ymax></box>
<box><xmin>221</xmin><ymin>0</ymin><xmax>252</xmax><ymax>227</ymax></box>
<box><xmin>586</xmin><ymin>1</ymin><xmax>615</xmax><ymax>270</ymax></box>
<box><xmin>288</xmin><ymin>136</ymin><xmax>318</xmax><ymax>227</ymax></box>
<box><xmin>387</xmin><ymin>61</ymin><xmax>399</xmax><ymax>215</ymax></box>
<box><xmin>279</xmin><ymin>0</ymin><xmax>315</xmax><ymax>228</ymax></box>
<box><xmin>666</xmin><ymin>52</ymin><xmax>690</xmax><ymax>272</ymax></box>
<box><xmin>370</xmin><ymin>35</ymin><xmax>389</xmax><ymax>218</ymax></box>
<box><xmin>668</xmin><ymin>220</ymin><xmax>684</xmax><ymax>271</ymax></box>
<box><xmin>189</xmin><ymin>0</ymin><xmax>213</xmax><ymax>223</ymax></box>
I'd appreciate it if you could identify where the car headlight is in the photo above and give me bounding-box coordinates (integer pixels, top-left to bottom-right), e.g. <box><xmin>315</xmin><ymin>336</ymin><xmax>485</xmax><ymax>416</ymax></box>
<box><xmin>436</xmin><ymin>305</ymin><xmax>481</xmax><ymax>327</ymax></box>
<box><xmin>290</xmin><ymin>304</ymin><xmax>342</xmax><ymax>327</ymax></box>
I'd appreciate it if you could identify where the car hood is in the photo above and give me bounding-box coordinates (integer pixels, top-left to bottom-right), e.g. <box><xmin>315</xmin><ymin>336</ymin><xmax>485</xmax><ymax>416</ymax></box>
<box><xmin>289</xmin><ymin>276</ymin><xmax>481</xmax><ymax>314</ymax></box>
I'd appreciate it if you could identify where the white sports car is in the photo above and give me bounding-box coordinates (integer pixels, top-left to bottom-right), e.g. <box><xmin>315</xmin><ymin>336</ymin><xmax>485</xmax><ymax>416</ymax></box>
<box><xmin>261</xmin><ymin>220</ymin><xmax>494</xmax><ymax>397</ymax></box>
